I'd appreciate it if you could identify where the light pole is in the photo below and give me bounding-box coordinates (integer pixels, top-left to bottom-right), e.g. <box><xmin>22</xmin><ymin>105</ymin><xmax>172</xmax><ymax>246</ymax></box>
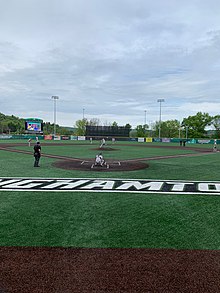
<box><xmin>179</xmin><ymin>121</ymin><xmax>182</xmax><ymax>139</ymax></box>
<box><xmin>157</xmin><ymin>99</ymin><xmax>165</xmax><ymax>139</ymax></box>
<box><xmin>144</xmin><ymin>110</ymin><xmax>146</xmax><ymax>135</ymax></box>
<box><xmin>51</xmin><ymin>96</ymin><xmax>59</xmax><ymax>137</ymax></box>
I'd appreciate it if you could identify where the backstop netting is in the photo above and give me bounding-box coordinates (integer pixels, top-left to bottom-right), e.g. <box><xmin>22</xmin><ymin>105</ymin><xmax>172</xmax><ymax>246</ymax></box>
<box><xmin>86</xmin><ymin>126</ymin><xmax>130</xmax><ymax>137</ymax></box>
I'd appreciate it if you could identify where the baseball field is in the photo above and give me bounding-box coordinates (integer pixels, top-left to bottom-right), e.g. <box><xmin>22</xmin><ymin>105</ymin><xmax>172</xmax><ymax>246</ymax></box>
<box><xmin>0</xmin><ymin>139</ymin><xmax>220</xmax><ymax>292</ymax></box>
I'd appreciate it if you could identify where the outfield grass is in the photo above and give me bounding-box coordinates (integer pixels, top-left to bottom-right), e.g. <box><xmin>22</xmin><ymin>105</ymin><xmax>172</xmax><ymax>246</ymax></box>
<box><xmin>0</xmin><ymin>140</ymin><xmax>220</xmax><ymax>249</ymax></box>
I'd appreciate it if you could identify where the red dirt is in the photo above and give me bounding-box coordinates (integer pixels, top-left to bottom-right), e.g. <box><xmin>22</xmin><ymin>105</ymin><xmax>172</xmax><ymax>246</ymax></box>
<box><xmin>53</xmin><ymin>159</ymin><xmax>149</xmax><ymax>171</ymax></box>
<box><xmin>0</xmin><ymin>247</ymin><xmax>219</xmax><ymax>293</ymax></box>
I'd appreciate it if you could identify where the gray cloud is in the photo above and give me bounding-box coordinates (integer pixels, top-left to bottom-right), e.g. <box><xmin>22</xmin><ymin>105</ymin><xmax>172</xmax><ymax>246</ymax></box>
<box><xmin>0</xmin><ymin>0</ymin><xmax>220</xmax><ymax>127</ymax></box>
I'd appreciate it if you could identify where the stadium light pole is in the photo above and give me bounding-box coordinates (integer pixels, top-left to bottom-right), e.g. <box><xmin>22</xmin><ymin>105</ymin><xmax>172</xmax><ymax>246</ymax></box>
<box><xmin>144</xmin><ymin>110</ymin><xmax>147</xmax><ymax>135</ymax></box>
<box><xmin>51</xmin><ymin>96</ymin><xmax>59</xmax><ymax>137</ymax></box>
<box><xmin>179</xmin><ymin>120</ymin><xmax>181</xmax><ymax>138</ymax></box>
<box><xmin>157</xmin><ymin>99</ymin><xmax>165</xmax><ymax>139</ymax></box>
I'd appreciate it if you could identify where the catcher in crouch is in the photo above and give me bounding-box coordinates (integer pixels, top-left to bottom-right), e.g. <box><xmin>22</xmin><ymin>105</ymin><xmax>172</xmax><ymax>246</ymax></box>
<box><xmin>95</xmin><ymin>153</ymin><xmax>105</xmax><ymax>166</ymax></box>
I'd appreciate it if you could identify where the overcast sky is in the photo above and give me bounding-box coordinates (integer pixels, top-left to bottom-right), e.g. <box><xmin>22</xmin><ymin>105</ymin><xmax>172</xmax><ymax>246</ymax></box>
<box><xmin>1</xmin><ymin>0</ymin><xmax>220</xmax><ymax>128</ymax></box>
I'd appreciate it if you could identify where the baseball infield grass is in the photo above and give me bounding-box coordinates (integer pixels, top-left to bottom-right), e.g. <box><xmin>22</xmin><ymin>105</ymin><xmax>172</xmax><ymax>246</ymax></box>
<box><xmin>0</xmin><ymin>140</ymin><xmax>220</xmax><ymax>249</ymax></box>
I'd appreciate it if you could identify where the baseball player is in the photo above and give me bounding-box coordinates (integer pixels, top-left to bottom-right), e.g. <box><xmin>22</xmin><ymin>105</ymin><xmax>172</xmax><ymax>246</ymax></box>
<box><xmin>95</xmin><ymin>153</ymin><xmax>105</xmax><ymax>166</ymax></box>
<box><xmin>33</xmin><ymin>141</ymin><xmax>41</xmax><ymax>167</ymax></box>
<box><xmin>213</xmin><ymin>139</ymin><xmax>218</xmax><ymax>152</ymax></box>
<box><xmin>100</xmin><ymin>138</ymin><xmax>106</xmax><ymax>148</ymax></box>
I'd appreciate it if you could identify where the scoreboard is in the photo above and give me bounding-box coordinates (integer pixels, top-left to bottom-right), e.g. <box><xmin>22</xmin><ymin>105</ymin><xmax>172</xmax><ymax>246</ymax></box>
<box><xmin>25</xmin><ymin>118</ymin><xmax>43</xmax><ymax>134</ymax></box>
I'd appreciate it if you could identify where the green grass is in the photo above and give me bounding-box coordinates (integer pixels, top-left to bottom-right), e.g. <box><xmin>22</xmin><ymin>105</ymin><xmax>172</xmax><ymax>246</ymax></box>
<box><xmin>12</xmin><ymin>140</ymin><xmax>198</xmax><ymax>160</ymax></box>
<box><xmin>0</xmin><ymin>191</ymin><xmax>220</xmax><ymax>249</ymax></box>
<box><xmin>0</xmin><ymin>140</ymin><xmax>220</xmax><ymax>249</ymax></box>
<box><xmin>0</xmin><ymin>144</ymin><xmax>219</xmax><ymax>180</ymax></box>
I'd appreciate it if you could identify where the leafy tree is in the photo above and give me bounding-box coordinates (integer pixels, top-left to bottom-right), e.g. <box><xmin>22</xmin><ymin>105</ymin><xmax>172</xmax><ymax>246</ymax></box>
<box><xmin>129</xmin><ymin>129</ymin><xmax>137</xmax><ymax>137</ymax></box>
<box><xmin>43</xmin><ymin>122</ymin><xmax>53</xmax><ymax>134</ymax></box>
<box><xmin>211</xmin><ymin>115</ymin><xmax>220</xmax><ymax>138</ymax></box>
<box><xmin>143</xmin><ymin>124</ymin><xmax>149</xmax><ymax>132</ymax></box>
<box><xmin>112</xmin><ymin>121</ymin><xmax>118</xmax><ymax>127</ymax></box>
<box><xmin>136</xmin><ymin>125</ymin><xmax>149</xmax><ymax>137</ymax></box>
<box><xmin>125</xmin><ymin>123</ymin><xmax>132</xmax><ymax>130</ymax></box>
<box><xmin>0</xmin><ymin>112</ymin><xmax>75</xmax><ymax>135</ymax></box>
<box><xmin>0</xmin><ymin>121</ymin><xmax>9</xmax><ymax>133</ymax></box>
<box><xmin>8</xmin><ymin>121</ymin><xmax>18</xmax><ymax>133</ymax></box>
<box><xmin>0</xmin><ymin>112</ymin><xmax>25</xmax><ymax>134</ymax></box>
<box><xmin>162</xmin><ymin>120</ymin><xmax>181</xmax><ymax>138</ymax></box>
<box><xmin>58</xmin><ymin>127</ymin><xmax>73</xmax><ymax>135</ymax></box>
<box><xmin>75</xmin><ymin>118</ymin><xmax>88</xmax><ymax>135</ymax></box>
<box><xmin>182</xmin><ymin>112</ymin><xmax>212</xmax><ymax>138</ymax></box>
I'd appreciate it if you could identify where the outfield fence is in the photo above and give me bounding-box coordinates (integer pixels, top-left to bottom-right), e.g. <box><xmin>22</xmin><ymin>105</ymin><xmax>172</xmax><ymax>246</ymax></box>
<box><xmin>0</xmin><ymin>134</ymin><xmax>219</xmax><ymax>145</ymax></box>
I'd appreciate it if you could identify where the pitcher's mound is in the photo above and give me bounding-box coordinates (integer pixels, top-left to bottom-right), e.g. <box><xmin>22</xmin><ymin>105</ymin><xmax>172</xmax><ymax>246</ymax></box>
<box><xmin>91</xmin><ymin>147</ymin><xmax>118</xmax><ymax>151</ymax></box>
<box><xmin>53</xmin><ymin>160</ymin><xmax>148</xmax><ymax>172</ymax></box>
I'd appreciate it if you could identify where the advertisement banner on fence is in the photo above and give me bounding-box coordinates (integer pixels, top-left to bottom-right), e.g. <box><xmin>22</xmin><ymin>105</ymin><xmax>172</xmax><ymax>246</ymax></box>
<box><xmin>70</xmin><ymin>136</ymin><xmax>78</xmax><ymax>140</ymax></box>
<box><xmin>129</xmin><ymin>138</ymin><xmax>137</xmax><ymax>142</ymax></box>
<box><xmin>78</xmin><ymin>136</ymin><xmax>86</xmax><ymax>141</ymax></box>
<box><xmin>198</xmin><ymin>140</ymin><xmax>210</xmax><ymax>144</ymax></box>
<box><xmin>187</xmin><ymin>139</ymin><xmax>197</xmax><ymax>144</ymax></box>
<box><xmin>44</xmin><ymin>135</ymin><xmax>53</xmax><ymax>140</ymax></box>
<box><xmin>61</xmin><ymin>136</ymin><xmax>70</xmax><ymax>140</ymax></box>
<box><xmin>162</xmin><ymin>138</ymin><xmax>171</xmax><ymax>143</ymax></box>
<box><xmin>54</xmin><ymin>135</ymin><xmax>61</xmax><ymax>140</ymax></box>
<box><xmin>153</xmin><ymin>138</ymin><xmax>161</xmax><ymax>142</ymax></box>
<box><xmin>138</xmin><ymin>137</ymin><xmax>145</xmax><ymax>142</ymax></box>
<box><xmin>0</xmin><ymin>135</ymin><xmax>12</xmax><ymax>139</ymax></box>
<box><xmin>145</xmin><ymin>137</ymin><xmax>152</xmax><ymax>142</ymax></box>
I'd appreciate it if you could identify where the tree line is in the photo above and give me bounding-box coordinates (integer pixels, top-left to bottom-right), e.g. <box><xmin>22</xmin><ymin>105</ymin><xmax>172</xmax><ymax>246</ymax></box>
<box><xmin>133</xmin><ymin>112</ymin><xmax>220</xmax><ymax>138</ymax></box>
<box><xmin>1</xmin><ymin>111</ymin><xmax>220</xmax><ymax>138</ymax></box>
<box><xmin>75</xmin><ymin>112</ymin><xmax>220</xmax><ymax>138</ymax></box>
<box><xmin>0</xmin><ymin>113</ymin><xmax>74</xmax><ymax>135</ymax></box>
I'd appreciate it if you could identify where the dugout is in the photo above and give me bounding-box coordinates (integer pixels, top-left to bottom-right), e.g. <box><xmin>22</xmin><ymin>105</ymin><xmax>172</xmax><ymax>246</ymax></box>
<box><xmin>86</xmin><ymin>125</ymin><xmax>130</xmax><ymax>137</ymax></box>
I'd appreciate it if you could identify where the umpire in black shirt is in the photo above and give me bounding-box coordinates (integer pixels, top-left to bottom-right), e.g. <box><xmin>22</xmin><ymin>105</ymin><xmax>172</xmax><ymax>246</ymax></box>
<box><xmin>34</xmin><ymin>141</ymin><xmax>41</xmax><ymax>167</ymax></box>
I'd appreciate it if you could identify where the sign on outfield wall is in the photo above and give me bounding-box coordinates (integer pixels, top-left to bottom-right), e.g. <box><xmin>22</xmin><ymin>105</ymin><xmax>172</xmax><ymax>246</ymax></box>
<box><xmin>162</xmin><ymin>138</ymin><xmax>171</xmax><ymax>143</ymax></box>
<box><xmin>0</xmin><ymin>135</ymin><xmax>12</xmax><ymax>139</ymax></box>
<box><xmin>70</xmin><ymin>136</ymin><xmax>78</xmax><ymax>140</ymax></box>
<box><xmin>61</xmin><ymin>136</ymin><xmax>70</xmax><ymax>140</ymax></box>
<box><xmin>145</xmin><ymin>138</ymin><xmax>153</xmax><ymax>142</ymax></box>
<box><xmin>78</xmin><ymin>136</ymin><xmax>86</xmax><ymax>141</ymax></box>
<box><xmin>153</xmin><ymin>138</ymin><xmax>161</xmax><ymax>142</ymax></box>
<box><xmin>198</xmin><ymin>140</ymin><xmax>211</xmax><ymax>144</ymax></box>
<box><xmin>44</xmin><ymin>135</ymin><xmax>53</xmax><ymax>140</ymax></box>
<box><xmin>54</xmin><ymin>135</ymin><xmax>61</xmax><ymax>140</ymax></box>
<box><xmin>1</xmin><ymin>178</ymin><xmax>220</xmax><ymax>195</ymax></box>
<box><xmin>138</xmin><ymin>138</ymin><xmax>145</xmax><ymax>142</ymax></box>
